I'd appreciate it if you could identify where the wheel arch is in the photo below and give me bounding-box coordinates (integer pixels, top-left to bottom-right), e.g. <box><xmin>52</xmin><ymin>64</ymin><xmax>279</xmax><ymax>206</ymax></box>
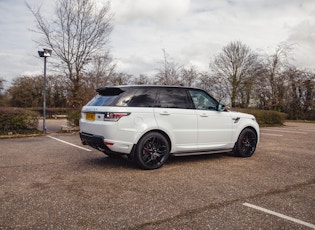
<box><xmin>235</xmin><ymin>126</ymin><xmax>259</xmax><ymax>143</ymax></box>
<box><xmin>234</xmin><ymin>118</ymin><xmax>260</xmax><ymax>142</ymax></box>
<box><xmin>137</xmin><ymin>129</ymin><xmax>172</xmax><ymax>152</ymax></box>
<box><xmin>243</xmin><ymin>126</ymin><xmax>258</xmax><ymax>138</ymax></box>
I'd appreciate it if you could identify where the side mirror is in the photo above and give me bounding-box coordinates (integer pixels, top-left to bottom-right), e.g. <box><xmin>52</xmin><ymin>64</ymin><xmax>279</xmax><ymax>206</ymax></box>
<box><xmin>218</xmin><ymin>104</ymin><xmax>224</xmax><ymax>111</ymax></box>
<box><xmin>218</xmin><ymin>104</ymin><xmax>230</xmax><ymax>111</ymax></box>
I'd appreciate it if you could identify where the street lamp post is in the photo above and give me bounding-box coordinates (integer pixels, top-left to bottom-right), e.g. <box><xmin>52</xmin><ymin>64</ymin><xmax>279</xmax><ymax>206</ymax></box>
<box><xmin>38</xmin><ymin>48</ymin><xmax>52</xmax><ymax>134</ymax></box>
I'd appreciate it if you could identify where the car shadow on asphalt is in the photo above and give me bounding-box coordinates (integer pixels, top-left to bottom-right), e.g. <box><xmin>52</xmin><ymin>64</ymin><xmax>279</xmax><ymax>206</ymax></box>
<box><xmin>168</xmin><ymin>151</ymin><xmax>234</xmax><ymax>164</ymax></box>
<box><xmin>83</xmin><ymin>155</ymin><xmax>138</xmax><ymax>170</ymax></box>
<box><xmin>83</xmin><ymin>152</ymin><xmax>234</xmax><ymax>170</ymax></box>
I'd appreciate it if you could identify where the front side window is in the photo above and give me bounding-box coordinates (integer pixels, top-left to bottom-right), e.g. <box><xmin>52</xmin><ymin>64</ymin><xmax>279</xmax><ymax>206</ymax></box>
<box><xmin>189</xmin><ymin>89</ymin><xmax>218</xmax><ymax>110</ymax></box>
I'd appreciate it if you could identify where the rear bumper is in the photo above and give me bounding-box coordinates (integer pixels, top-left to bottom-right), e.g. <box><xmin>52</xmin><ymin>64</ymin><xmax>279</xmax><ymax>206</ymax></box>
<box><xmin>80</xmin><ymin>132</ymin><xmax>135</xmax><ymax>156</ymax></box>
<box><xmin>80</xmin><ymin>132</ymin><xmax>115</xmax><ymax>154</ymax></box>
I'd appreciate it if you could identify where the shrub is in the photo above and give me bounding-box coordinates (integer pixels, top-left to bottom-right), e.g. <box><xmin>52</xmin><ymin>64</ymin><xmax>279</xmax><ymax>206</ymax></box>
<box><xmin>28</xmin><ymin>107</ymin><xmax>81</xmax><ymax>128</ymax></box>
<box><xmin>0</xmin><ymin>107</ymin><xmax>39</xmax><ymax>135</ymax></box>
<box><xmin>28</xmin><ymin>107</ymin><xmax>72</xmax><ymax>118</ymax></box>
<box><xmin>67</xmin><ymin>110</ymin><xmax>81</xmax><ymax>127</ymax></box>
<box><xmin>233</xmin><ymin>108</ymin><xmax>287</xmax><ymax>126</ymax></box>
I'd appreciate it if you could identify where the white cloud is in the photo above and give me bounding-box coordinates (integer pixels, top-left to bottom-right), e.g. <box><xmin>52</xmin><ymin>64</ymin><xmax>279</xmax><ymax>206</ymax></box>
<box><xmin>288</xmin><ymin>20</ymin><xmax>315</xmax><ymax>45</ymax></box>
<box><xmin>111</xmin><ymin>0</ymin><xmax>315</xmax><ymax>76</ymax></box>
<box><xmin>287</xmin><ymin>19</ymin><xmax>315</xmax><ymax>70</ymax></box>
<box><xmin>111</xmin><ymin>0</ymin><xmax>190</xmax><ymax>24</ymax></box>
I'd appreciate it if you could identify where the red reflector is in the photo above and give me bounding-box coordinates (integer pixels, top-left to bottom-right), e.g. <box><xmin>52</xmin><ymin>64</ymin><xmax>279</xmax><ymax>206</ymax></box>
<box><xmin>105</xmin><ymin>142</ymin><xmax>114</xmax><ymax>146</ymax></box>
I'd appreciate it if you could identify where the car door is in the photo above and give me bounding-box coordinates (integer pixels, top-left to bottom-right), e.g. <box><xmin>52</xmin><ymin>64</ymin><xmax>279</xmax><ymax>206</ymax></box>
<box><xmin>188</xmin><ymin>89</ymin><xmax>234</xmax><ymax>151</ymax></box>
<box><xmin>154</xmin><ymin>88</ymin><xmax>198</xmax><ymax>153</ymax></box>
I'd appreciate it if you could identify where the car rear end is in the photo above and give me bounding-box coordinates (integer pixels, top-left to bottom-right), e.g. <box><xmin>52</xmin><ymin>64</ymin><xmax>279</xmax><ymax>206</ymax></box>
<box><xmin>80</xmin><ymin>87</ymin><xmax>135</xmax><ymax>155</ymax></box>
<box><xmin>79</xmin><ymin>86</ymin><xmax>157</xmax><ymax>156</ymax></box>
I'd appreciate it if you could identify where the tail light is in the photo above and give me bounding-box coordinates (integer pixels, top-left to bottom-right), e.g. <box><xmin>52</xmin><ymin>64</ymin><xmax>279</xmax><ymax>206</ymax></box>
<box><xmin>104</xmin><ymin>112</ymin><xmax>130</xmax><ymax>121</ymax></box>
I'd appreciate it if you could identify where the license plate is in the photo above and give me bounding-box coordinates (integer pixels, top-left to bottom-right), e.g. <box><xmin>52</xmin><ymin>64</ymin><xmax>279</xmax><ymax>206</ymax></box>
<box><xmin>86</xmin><ymin>112</ymin><xmax>95</xmax><ymax>121</ymax></box>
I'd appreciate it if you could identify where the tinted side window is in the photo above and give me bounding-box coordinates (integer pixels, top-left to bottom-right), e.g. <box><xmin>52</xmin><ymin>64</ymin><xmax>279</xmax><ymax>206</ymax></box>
<box><xmin>127</xmin><ymin>88</ymin><xmax>157</xmax><ymax>107</ymax></box>
<box><xmin>158</xmin><ymin>88</ymin><xmax>191</xmax><ymax>109</ymax></box>
<box><xmin>115</xmin><ymin>89</ymin><xmax>137</xmax><ymax>106</ymax></box>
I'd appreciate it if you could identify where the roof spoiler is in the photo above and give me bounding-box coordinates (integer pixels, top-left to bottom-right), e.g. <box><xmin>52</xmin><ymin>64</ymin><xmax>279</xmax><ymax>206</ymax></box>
<box><xmin>96</xmin><ymin>87</ymin><xmax>125</xmax><ymax>96</ymax></box>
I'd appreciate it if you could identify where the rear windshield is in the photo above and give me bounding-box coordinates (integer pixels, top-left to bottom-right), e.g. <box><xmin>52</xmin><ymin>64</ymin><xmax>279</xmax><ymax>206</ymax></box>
<box><xmin>86</xmin><ymin>94</ymin><xmax>119</xmax><ymax>106</ymax></box>
<box><xmin>86</xmin><ymin>87</ymin><xmax>125</xmax><ymax>106</ymax></box>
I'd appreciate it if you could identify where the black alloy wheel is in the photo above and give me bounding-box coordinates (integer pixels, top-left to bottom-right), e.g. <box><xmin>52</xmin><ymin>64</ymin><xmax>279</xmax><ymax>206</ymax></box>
<box><xmin>234</xmin><ymin>128</ymin><xmax>257</xmax><ymax>157</ymax></box>
<box><xmin>135</xmin><ymin>132</ymin><xmax>170</xmax><ymax>170</ymax></box>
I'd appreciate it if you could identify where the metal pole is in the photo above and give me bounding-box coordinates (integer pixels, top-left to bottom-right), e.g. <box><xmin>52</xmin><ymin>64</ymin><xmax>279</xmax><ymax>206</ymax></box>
<box><xmin>43</xmin><ymin>56</ymin><xmax>47</xmax><ymax>134</ymax></box>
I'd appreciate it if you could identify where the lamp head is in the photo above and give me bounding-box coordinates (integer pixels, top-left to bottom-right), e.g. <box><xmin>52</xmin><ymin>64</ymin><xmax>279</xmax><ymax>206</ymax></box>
<box><xmin>38</xmin><ymin>48</ymin><xmax>52</xmax><ymax>57</ymax></box>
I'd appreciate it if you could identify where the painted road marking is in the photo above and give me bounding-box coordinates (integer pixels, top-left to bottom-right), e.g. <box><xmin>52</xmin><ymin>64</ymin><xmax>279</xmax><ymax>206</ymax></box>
<box><xmin>47</xmin><ymin>135</ymin><xmax>92</xmax><ymax>152</ymax></box>
<box><xmin>260</xmin><ymin>129</ymin><xmax>307</xmax><ymax>134</ymax></box>
<box><xmin>260</xmin><ymin>133</ymin><xmax>283</xmax><ymax>137</ymax></box>
<box><xmin>243</xmin><ymin>202</ymin><xmax>315</xmax><ymax>229</ymax></box>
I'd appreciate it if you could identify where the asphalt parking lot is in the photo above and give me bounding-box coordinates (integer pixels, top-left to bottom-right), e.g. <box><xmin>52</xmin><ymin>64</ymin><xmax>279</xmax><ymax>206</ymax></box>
<box><xmin>0</xmin><ymin>121</ymin><xmax>314</xmax><ymax>229</ymax></box>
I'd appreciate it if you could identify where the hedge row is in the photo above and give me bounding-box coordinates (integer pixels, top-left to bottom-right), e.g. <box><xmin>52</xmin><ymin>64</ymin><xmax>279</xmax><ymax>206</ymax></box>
<box><xmin>64</xmin><ymin>108</ymin><xmax>287</xmax><ymax>127</ymax></box>
<box><xmin>233</xmin><ymin>108</ymin><xmax>287</xmax><ymax>126</ymax></box>
<box><xmin>27</xmin><ymin>107</ymin><xmax>73</xmax><ymax>118</ymax></box>
<box><xmin>0</xmin><ymin>107</ymin><xmax>39</xmax><ymax>135</ymax></box>
<box><xmin>0</xmin><ymin>106</ymin><xmax>287</xmax><ymax>135</ymax></box>
<box><xmin>26</xmin><ymin>107</ymin><xmax>80</xmax><ymax>126</ymax></box>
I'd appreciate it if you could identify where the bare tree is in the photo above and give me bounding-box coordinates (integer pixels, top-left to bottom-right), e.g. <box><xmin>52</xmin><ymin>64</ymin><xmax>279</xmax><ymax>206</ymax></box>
<box><xmin>130</xmin><ymin>74</ymin><xmax>153</xmax><ymax>85</ymax></box>
<box><xmin>210</xmin><ymin>41</ymin><xmax>261</xmax><ymax>107</ymax></box>
<box><xmin>155</xmin><ymin>49</ymin><xmax>182</xmax><ymax>85</ymax></box>
<box><xmin>283</xmin><ymin>67</ymin><xmax>315</xmax><ymax>120</ymax></box>
<box><xmin>256</xmin><ymin>43</ymin><xmax>293</xmax><ymax>110</ymax></box>
<box><xmin>109</xmin><ymin>72</ymin><xmax>131</xmax><ymax>86</ymax></box>
<box><xmin>0</xmin><ymin>77</ymin><xmax>5</xmax><ymax>95</ymax></box>
<box><xmin>27</xmin><ymin>0</ymin><xmax>113</xmax><ymax>108</ymax></box>
<box><xmin>0</xmin><ymin>77</ymin><xmax>7</xmax><ymax>106</ymax></box>
<box><xmin>181</xmin><ymin>65</ymin><xmax>199</xmax><ymax>87</ymax></box>
<box><xmin>195</xmin><ymin>72</ymin><xmax>226</xmax><ymax>103</ymax></box>
<box><xmin>86</xmin><ymin>53</ymin><xmax>116</xmax><ymax>87</ymax></box>
<box><xmin>78</xmin><ymin>53</ymin><xmax>116</xmax><ymax>104</ymax></box>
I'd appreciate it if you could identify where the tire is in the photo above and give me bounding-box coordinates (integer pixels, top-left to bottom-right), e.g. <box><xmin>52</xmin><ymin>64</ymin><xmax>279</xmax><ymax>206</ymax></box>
<box><xmin>135</xmin><ymin>132</ymin><xmax>170</xmax><ymax>170</ymax></box>
<box><xmin>234</xmin><ymin>128</ymin><xmax>257</xmax><ymax>157</ymax></box>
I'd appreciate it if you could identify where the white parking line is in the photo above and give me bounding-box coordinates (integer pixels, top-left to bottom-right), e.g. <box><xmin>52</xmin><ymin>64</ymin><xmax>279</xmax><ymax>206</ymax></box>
<box><xmin>260</xmin><ymin>129</ymin><xmax>307</xmax><ymax>134</ymax></box>
<box><xmin>47</xmin><ymin>135</ymin><xmax>92</xmax><ymax>152</ymax></box>
<box><xmin>243</xmin><ymin>202</ymin><xmax>315</xmax><ymax>229</ymax></box>
<box><xmin>260</xmin><ymin>133</ymin><xmax>283</xmax><ymax>137</ymax></box>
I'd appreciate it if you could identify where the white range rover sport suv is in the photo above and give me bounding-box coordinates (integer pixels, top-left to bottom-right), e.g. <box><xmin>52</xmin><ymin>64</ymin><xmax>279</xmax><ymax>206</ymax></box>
<box><xmin>80</xmin><ymin>85</ymin><xmax>259</xmax><ymax>170</ymax></box>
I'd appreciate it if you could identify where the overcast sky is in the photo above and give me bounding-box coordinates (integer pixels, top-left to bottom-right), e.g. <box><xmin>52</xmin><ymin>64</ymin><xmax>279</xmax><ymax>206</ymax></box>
<box><xmin>0</xmin><ymin>0</ymin><xmax>314</xmax><ymax>87</ymax></box>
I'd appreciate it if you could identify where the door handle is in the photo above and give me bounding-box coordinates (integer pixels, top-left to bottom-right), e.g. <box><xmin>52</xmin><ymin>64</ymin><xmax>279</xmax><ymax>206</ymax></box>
<box><xmin>160</xmin><ymin>111</ymin><xmax>170</xmax><ymax>115</ymax></box>
<box><xmin>200</xmin><ymin>113</ymin><xmax>208</xmax><ymax>117</ymax></box>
